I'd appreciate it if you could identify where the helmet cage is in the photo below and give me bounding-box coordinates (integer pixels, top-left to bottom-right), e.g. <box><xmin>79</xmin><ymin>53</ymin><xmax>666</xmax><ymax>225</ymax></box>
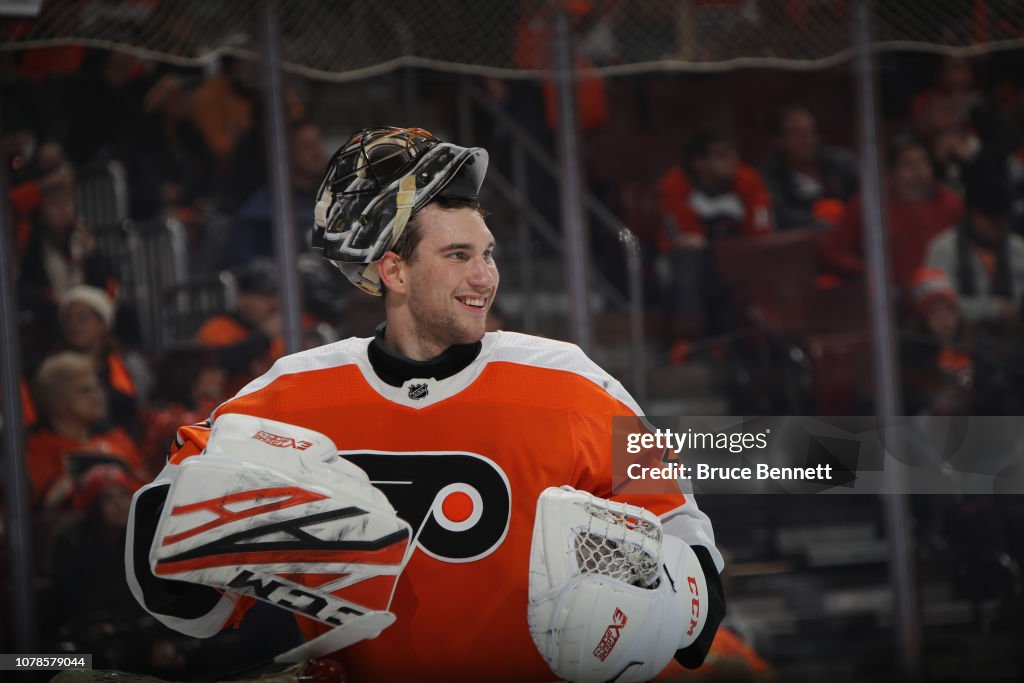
<box><xmin>312</xmin><ymin>127</ymin><xmax>488</xmax><ymax>295</ymax></box>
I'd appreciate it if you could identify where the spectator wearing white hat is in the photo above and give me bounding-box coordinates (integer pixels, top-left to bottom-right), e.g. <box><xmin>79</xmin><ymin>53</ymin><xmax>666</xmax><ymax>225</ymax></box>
<box><xmin>58</xmin><ymin>285</ymin><xmax>147</xmax><ymax>433</ymax></box>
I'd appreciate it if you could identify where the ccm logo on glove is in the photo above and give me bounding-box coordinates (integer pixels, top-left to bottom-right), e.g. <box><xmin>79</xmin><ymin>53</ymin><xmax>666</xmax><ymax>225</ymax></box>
<box><xmin>593</xmin><ymin>607</ymin><xmax>629</xmax><ymax>661</ymax></box>
<box><xmin>687</xmin><ymin>575</ymin><xmax>701</xmax><ymax>637</ymax></box>
<box><xmin>252</xmin><ymin>430</ymin><xmax>314</xmax><ymax>450</ymax></box>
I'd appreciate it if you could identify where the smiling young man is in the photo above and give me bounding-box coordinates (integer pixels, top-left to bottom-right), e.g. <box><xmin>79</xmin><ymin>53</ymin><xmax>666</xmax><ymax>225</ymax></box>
<box><xmin>378</xmin><ymin>198</ymin><xmax>498</xmax><ymax>360</ymax></box>
<box><xmin>125</xmin><ymin>127</ymin><xmax>724</xmax><ymax>682</ymax></box>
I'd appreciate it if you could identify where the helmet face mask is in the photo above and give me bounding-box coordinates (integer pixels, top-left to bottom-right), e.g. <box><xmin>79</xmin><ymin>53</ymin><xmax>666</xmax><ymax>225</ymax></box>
<box><xmin>312</xmin><ymin>127</ymin><xmax>489</xmax><ymax>296</ymax></box>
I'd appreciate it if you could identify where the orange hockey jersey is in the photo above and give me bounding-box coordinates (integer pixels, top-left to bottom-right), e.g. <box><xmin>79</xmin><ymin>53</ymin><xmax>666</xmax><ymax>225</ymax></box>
<box><xmin>126</xmin><ymin>331</ymin><xmax>722</xmax><ymax>681</ymax></box>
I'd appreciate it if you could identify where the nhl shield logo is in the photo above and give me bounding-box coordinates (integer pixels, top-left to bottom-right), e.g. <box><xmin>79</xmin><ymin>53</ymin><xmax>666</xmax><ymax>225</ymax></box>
<box><xmin>408</xmin><ymin>383</ymin><xmax>429</xmax><ymax>400</ymax></box>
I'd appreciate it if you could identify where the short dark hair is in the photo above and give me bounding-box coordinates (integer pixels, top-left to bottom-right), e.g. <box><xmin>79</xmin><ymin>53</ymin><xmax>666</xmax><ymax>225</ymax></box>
<box><xmin>770</xmin><ymin>105</ymin><xmax>813</xmax><ymax>137</ymax></box>
<box><xmin>381</xmin><ymin>197</ymin><xmax>487</xmax><ymax>297</ymax></box>
<box><xmin>886</xmin><ymin>133</ymin><xmax>927</xmax><ymax>169</ymax></box>
<box><xmin>684</xmin><ymin>130</ymin><xmax>732</xmax><ymax>163</ymax></box>
<box><xmin>288</xmin><ymin>118</ymin><xmax>319</xmax><ymax>143</ymax></box>
<box><xmin>390</xmin><ymin>197</ymin><xmax>486</xmax><ymax>261</ymax></box>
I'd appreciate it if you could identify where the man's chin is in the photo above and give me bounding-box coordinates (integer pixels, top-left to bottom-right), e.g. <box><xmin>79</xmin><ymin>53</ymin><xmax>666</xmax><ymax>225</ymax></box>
<box><xmin>450</xmin><ymin>322</ymin><xmax>487</xmax><ymax>346</ymax></box>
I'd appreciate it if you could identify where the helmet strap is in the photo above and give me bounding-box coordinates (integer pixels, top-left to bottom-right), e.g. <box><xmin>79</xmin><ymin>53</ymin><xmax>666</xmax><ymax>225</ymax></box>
<box><xmin>392</xmin><ymin>174</ymin><xmax>418</xmax><ymax>245</ymax></box>
<box><xmin>314</xmin><ymin>189</ymin><xmax>333</xmax><ymax>228</ymax></box>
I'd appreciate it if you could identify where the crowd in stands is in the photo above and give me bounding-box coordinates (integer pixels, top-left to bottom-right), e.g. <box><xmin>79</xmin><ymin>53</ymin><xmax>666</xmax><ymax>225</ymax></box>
<box><xmin>1</xmin><ymin>46</ymin><xmax>340</xmax><ymax>673</ymax></box>
<box><xmin>635</xmin><ymin>55</ymin><xmax>1024</xmax><ymax>419</ymax></box>
<box><xmin>2</xmin><ymin>30</ymin><xmax>1024</xmax><ymax>677</ymax></box>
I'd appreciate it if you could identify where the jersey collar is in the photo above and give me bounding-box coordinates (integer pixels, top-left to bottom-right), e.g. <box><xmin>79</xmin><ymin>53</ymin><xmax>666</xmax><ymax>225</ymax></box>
<box><xmin>367</xmin><ymin>322</ymin><xmax>482</xmax><ymax>388</ymax></box>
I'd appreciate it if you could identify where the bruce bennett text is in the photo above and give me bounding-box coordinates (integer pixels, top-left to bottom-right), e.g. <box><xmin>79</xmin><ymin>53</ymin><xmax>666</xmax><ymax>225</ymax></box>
<box><xmin>627</xmin><ymin>462</ymin><xmax>834</xmax><ymax>481</ymax></box>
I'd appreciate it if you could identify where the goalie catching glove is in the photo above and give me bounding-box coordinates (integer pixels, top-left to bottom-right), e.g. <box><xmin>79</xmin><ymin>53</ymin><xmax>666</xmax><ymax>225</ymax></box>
<box><xmin>528</xmin><ymin>487</ymin><xmax>709</xmax><ymax>683</ymax></box>
<box><xmin>149</xmin><ymin>413</ymin><xmax>411</xmax><ymax>658</ymax></box>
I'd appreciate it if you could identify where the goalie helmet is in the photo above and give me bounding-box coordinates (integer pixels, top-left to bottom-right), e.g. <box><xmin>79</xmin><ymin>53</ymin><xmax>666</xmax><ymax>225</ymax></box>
<box><xmin>311</xmin><ymin>126</ymin><xmax>489</xmax><ymax>296</ymax></box>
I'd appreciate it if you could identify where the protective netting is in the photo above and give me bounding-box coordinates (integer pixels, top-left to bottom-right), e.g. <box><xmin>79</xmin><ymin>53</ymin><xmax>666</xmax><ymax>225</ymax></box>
<box><xmin>574</xmin><ymin>499</ymin><xmax>662</xmax><ymax>588</ymax></box>
<box><xmin>3</xmin><ymin>0</ymin><xmax>1024</xmax><ymax>80</ymax></box>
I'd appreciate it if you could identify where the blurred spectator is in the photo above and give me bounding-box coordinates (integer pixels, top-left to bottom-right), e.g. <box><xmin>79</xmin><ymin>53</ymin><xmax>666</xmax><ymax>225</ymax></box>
<box><xmin>49</xmin><ymin>464</ymin><xmax>188</xmax><ymax>674</ymax></box>
<box><xmin>6</xmin><ymin>128</ymin><xmax>66</xmax><ymax>256</ymax></box>
<box><xmin>912</xmin><ymin>56</ymin><xmax>982</xmax><ymax>191</ymax></box>
<box><xmin>16</xmin><ymin>163</ymin><xmax>121</xmax><ymax>375</ymax></box>
<box><xmin>760</xmin><ymin>106</ymin><xmax>859</xmax><ymax>230</ymax></box>
<box><xmin>17</xmin><ymin>163</ymin><xmax>117</xmax><ymax>300</ymax></box>
<box><xmin>658</xmin><ymin>130</ymin><xmax>773</xmax><ymax>246</ymax></box>
<box><xmin>924</xmin><ymin>156</ymin><xmax>1024</xmax><ymax>329</ymax></box>
<box><xmin>911</xmin><ymin>57</ymin><xmax>983</xmax><ymax>139</ymax></box>
<box><xmin>216</xmin><ymin>99</ymin><xmax>269</xmax><ymax>214</ymax></box>
<box><xmin>195</xmin><ymin>260</ymin><xmax>284</xmax><ymax>395</ymax></box>
<box><xmin>140</xmin><ymin>344</ymin><xmax>226</xmax><ymax>473</ymax></box>
<box><xmin>657</xmin><ymin>130</ymin><xmax>772</xmax><ymax>343</ymax></box>
<box><xmin>27</xmin><ymin>352</ymin><xmax>145</xmax><ymax>511</ymax></box>
<box><xmin>191</xmin><ymin>56</ymin><xmax>259</xmax><ymax>166</ymax></box>
<box><xmin>901</xmin><ymin>268</ymin><xmax>976</xmax><ymax>416</ymax></box>
<box><xmin>514</xmin><ymin>0</ymin><xmax>611</xmax><ymax>133</ymax></box>
<box><xmin>912</xmin><ymin>56</ymin><xmax>1018</xmax><ymax>191</ymax></box>
<box><xmin>0</xmin><ymin>375</ymin><xmax>38</xmax><ymax>431</ymax></box>
<box><xmin>222</xmin><ymin>119</ymin><xmax>326</xmax><ymax>267</ymax></box>
<box><xmin>820</xmin><ymin>135</ymin><xmax>964</xmax><ymax>298</ymax></box>
<box><xmin>62</xmin><ymin>50</ymin><xmax>152</xmax><ymax>165</ymax></box>
<box><xmin>58</xmin><ymin>285</ymin><xmax>146</xmax><ymax>433</ymax></box>
<box><xmin>113</xmin><ymin>74</ymin><xmax>213</xmax><ymax>220</ymax></box>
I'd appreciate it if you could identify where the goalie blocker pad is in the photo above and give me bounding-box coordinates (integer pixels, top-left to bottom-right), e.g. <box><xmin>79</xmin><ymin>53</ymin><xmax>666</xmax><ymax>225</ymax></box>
<box><xmin>145</xmin><ymin>414</ymin><xmax>412</xmax><ymax>648</ymax></box>
<box><xmin>528</xmin><ymin>487</ymin><xmax>725</xmax><ymax>682</ymax></box>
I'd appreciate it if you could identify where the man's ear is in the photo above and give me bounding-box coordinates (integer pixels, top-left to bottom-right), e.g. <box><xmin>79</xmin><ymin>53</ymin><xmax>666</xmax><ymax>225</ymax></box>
<box><xmin>377</xmin><ymin>251</ymin><xmax>407</xmax><ymax>295</ymax></box>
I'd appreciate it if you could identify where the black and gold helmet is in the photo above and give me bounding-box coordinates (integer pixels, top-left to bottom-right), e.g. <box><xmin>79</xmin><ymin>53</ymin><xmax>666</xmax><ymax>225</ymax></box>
<box><xmin>312</xmin><ymin>126</ymin><xmax>489</xmax><ymax>295</ymax></box>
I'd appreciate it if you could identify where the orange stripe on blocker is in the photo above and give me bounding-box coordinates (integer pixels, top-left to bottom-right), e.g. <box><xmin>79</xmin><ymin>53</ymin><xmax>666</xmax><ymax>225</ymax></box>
<box><xmin>163</xmin><ymin>487</ymin><xmax>328</xmax><ymax>546</ymax></box>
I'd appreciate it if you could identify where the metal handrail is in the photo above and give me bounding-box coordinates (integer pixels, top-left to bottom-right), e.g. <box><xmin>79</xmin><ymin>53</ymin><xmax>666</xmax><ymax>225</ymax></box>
<box><xmin>460</xmin><ymin>79</ymin><xmax>647</xmax><ymax>403</ymax></box>
<box><xmin>125</xmin><ymin>216</ymin><xmax>188</xmax><ymax>351</ymax></box>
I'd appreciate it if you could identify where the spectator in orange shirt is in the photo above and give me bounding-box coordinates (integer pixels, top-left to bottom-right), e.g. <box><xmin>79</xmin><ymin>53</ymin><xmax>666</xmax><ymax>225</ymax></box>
<box><xmin>657</xmin><ymin>130</ymin><xmax>772</xmax><ymax>344</ymax></box>
<box><xmin>195</xmin><ymin>260</ymin><xmax>284</xmax><ymax>394</ymax></box>
<box><xmin>514</xmin><ymin>0</ymin><xmax>613</xmax><ymax>134</ymax></box>
<box><xmin>191</xmin><ymin>57</ymin><xmax>258</xmax><ymax>166</ymax></box>
<box><xmin>113</xmin><ymin>74</ymin><xmax>214</xmax><ymax>220</ymax></box>
<box><xmin>820</xmin><ymin>135</ymin><xmax>964</xmax><ymax>301</ymax></box>
<box><xmin>27</xmin><ymin>351</ymin><xmax>145</xmax><ymax>511</ymax></box>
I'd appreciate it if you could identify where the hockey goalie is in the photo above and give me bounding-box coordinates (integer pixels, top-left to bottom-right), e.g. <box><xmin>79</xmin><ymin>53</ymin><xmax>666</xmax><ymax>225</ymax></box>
<box><xmin>125</xmin><ymin>126</ymin><xmax>725</xmax><ymax>681</ymax></box>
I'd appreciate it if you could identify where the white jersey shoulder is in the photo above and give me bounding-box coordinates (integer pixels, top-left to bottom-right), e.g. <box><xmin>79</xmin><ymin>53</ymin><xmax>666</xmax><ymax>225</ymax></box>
<box><xmin>223</xmin><ymin>332</ymin><xmax>639</xmax><ymax>415</ymax></box>
<box><xmin>232</xmin><ymin>336</ymin><xmax>372</xmax><ymax>399</ymax></box>
<box><xmin>484</xmin><ymin>331</ymin><xmax>642</xmax><ymax>416</ymax></box>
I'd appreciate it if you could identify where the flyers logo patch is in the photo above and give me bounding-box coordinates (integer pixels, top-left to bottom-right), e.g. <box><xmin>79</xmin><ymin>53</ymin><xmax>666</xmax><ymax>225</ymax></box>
<box><xmin>252</xmin><ymin>430</ymin><xmax>314</xmax><ymax>450</ymax></box>
<box><xmin>341</xmin><ymin>451</ymin><xmax>510</xmax><ymax>563</ymax></box>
